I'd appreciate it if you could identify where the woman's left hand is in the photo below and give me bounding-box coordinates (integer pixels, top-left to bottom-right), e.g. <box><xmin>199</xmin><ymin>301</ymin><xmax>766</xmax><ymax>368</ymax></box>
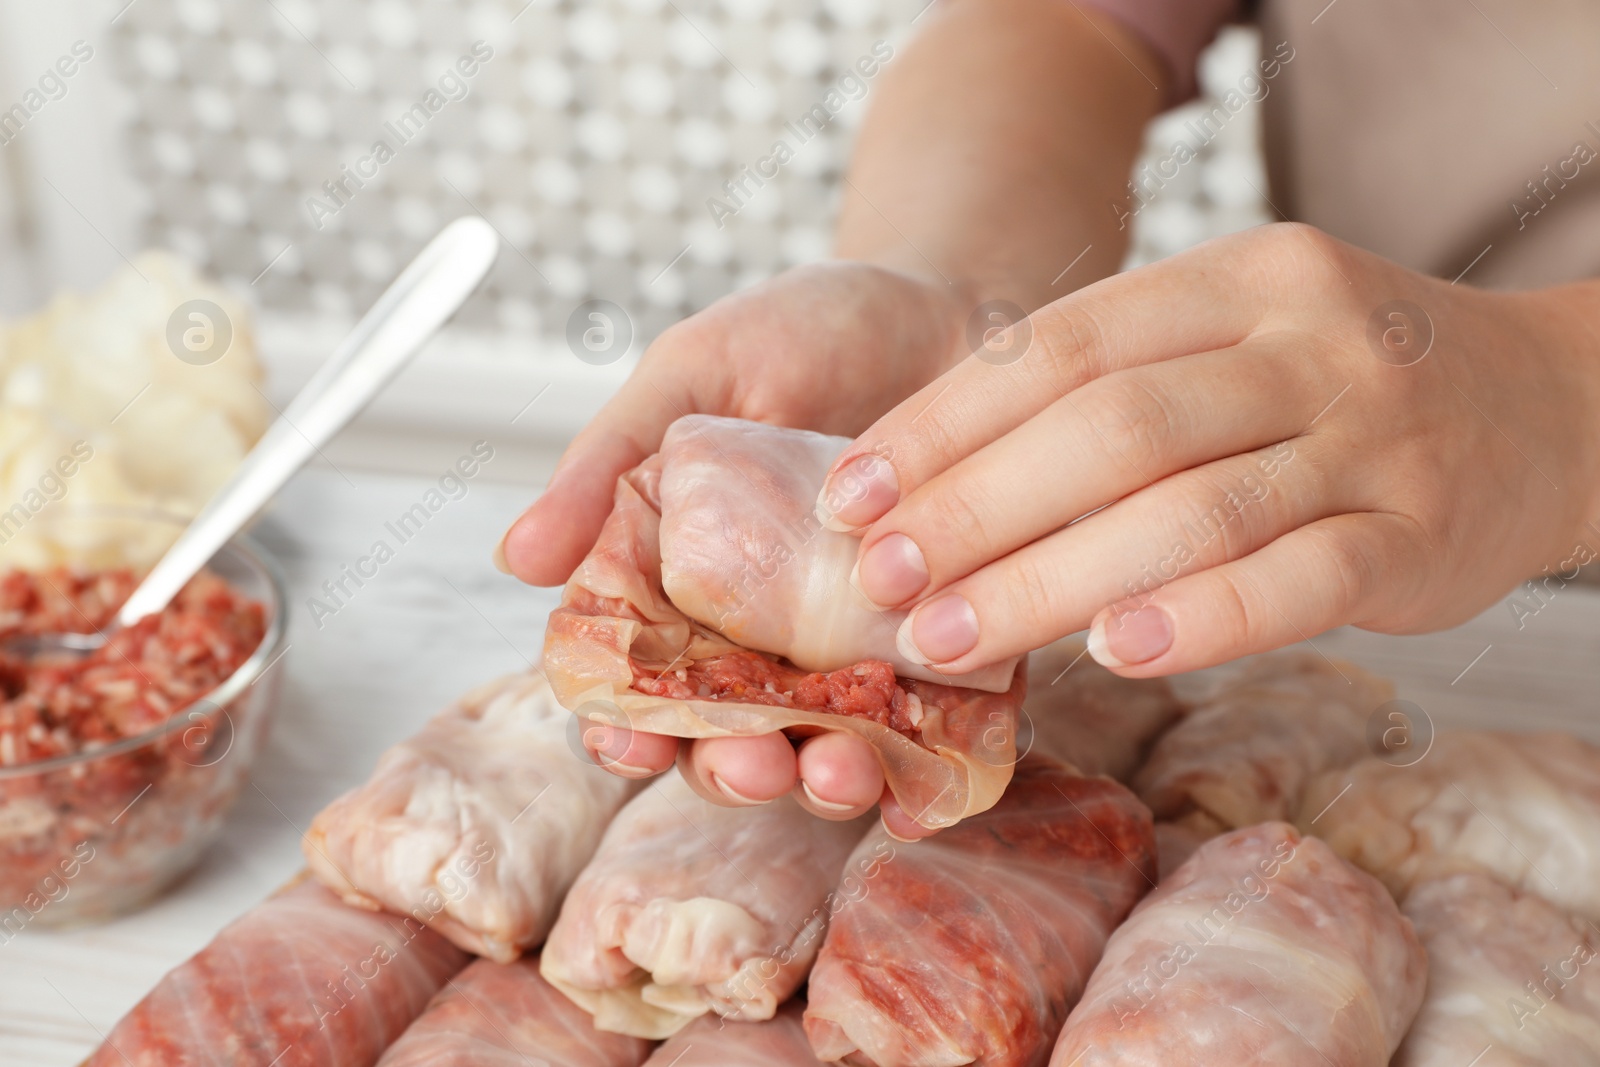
<box><xmin>820</xmin><ymin>222</ymin><xmax>1600</xmax><ymax>678</ymax></box>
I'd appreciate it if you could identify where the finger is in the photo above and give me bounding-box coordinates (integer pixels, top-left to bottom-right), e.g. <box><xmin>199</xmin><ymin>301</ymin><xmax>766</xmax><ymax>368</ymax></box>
<box><xmin>585</xmin><ymin>724</ymin><xmax>678</xmax><ymax>779</ymax></box>
<box><xmin>895</xmin><ymin>439</ymin><xmax>1350</xmax><ymax>672</ymax></box>
<box><xmin>1085</xmin><ymin>512</ymin><xmax>1426</xmax><ymax>676</ymax></box>
<box><xmin>497</xmin><ymin>434</ymin><xmax>650</xmax><ymax>587</ymax></box>
<box><xmin>793</xmin><ymin>732</ymin><xmax>883</xmax><ymax>819</ymax></box>
<box><xmin>816</xmin><ymin>233</ymin><xmax>1282</xmax><ymax>532</ymax></box>
<box><xmin>879</xmin><ymin>788</ymin><xmax>941</xmax><ymax>842</ymax></box>
<box><xmin>855</xmin><ymin>340</ymin><xmax>1323</xmax><ymax>607</ymax></box>
<box><xmin>679</xmin><ymin>733</ymin><xmax>798</xmax><ymax>807</ymax></box>
<box><xmin>496</xmin><ymin>339</ymin><xmax>710</xmax><ymax>586</ymax></box>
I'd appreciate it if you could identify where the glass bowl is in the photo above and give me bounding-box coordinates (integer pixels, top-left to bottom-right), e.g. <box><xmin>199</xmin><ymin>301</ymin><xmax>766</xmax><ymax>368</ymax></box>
<box><xmin>0</xmin><ymin>508</ymin><xmax>287</xmax><ymax>927</ymax></box>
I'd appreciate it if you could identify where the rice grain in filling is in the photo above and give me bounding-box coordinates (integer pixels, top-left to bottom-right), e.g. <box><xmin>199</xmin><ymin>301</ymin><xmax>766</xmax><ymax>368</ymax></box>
<box><xmin>631</xmin><ymin>651</ymin><xmax>923</xmax><ymax>735</ymax></box>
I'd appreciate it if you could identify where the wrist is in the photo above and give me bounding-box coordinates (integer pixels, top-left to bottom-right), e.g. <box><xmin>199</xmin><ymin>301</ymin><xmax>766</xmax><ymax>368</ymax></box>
<box><xmin>831</xmin><ymin>247</ymin><xmax>990</xmax><ymax>310</ymax></box>
<box><xmin>899</xmin><ymin>266</ymin><xmax>990</xmax><ymax>375</ymax></box>
<box><xmin>835</xmin><ymin>240</ymin><xmax>1088</xmax><ymax>318</ymax></box>
<box><xmin>835</xmin><ymin>251</ymin><xmax>1074</xmax><ymax>377</ymax></box>
<box><xmin>1530</xmin><ymin>279</ymin><xmax>1600</xmax><ymax>536</ymax></box>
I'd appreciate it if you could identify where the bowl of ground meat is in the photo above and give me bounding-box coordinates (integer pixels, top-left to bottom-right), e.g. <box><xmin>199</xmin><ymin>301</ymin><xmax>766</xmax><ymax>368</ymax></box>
<box><xmin>0</xmin><ymin>508</ymin><xmax>287</xmax><ymax>928</ymax></box>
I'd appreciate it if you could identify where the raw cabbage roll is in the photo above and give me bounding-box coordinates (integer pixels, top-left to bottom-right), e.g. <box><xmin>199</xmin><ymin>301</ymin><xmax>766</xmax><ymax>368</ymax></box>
<box><xmin>1022</xmin><ymin>638</ymin><xmax>1184</xmax><ymax>781</ymax></box>
<box><xmin>804</xmin><ymin>756</ymin><xmax>1156</xmax><ymax>1067</ymax></box>
<box><xmin>1298</xmin><ymin>730</ymin><xmax>1600</xmax><ymax>918</ymax></box>
<box><xmin>544</xmin><ymin>415</ymin><xmax>1026</xmax><ymax>829</ymax></box>
<box><xmin>541</xmin><ymin>768</ymin><xmax>870</xmax><ymax>1038</ymax></box>
<box><xmin>655</xmin><ymin>415</ymin><xmax>1015</xmax><ymax>689</ymax></box>
<box><xmin>86</xmin><ymin>877</ymin><xmax>468</xmax><ymax>1067</ymax></box>
<box><xmin>305</xmin><ymin>672</ymin><xmax>642</xmax><ymax>962</ymax></box>
<box><xmin>1392</xmin><ymin>872</ymin><xmax>1600</xmax><ymax>1067</ymax></box>
<box><xmin>375</xmin><ymin>956</ymin><xmax>653</xmax><ymax>1067</ymax></box>
<box><xmin>643</xmin><ymin>1003</ymin><xmax>826</xmax><ymax>1066</ymax></box>
<box><xmin>1133</xmin><ymin>651</ymin><xmax>1391</xmax><ymax>836</ymax></box>
<box><xmin>1049</xmin><ymin>823</ymin><xmax>1425</xmax><ymax>1067</ymax></box>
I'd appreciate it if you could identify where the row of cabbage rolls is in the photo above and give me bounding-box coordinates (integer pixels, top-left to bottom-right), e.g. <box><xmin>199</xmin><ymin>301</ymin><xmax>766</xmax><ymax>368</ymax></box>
<box><xmin>86</xmin><ymin>640</ymin><xmax>1600</xmax><ymax>1067</ymax></box>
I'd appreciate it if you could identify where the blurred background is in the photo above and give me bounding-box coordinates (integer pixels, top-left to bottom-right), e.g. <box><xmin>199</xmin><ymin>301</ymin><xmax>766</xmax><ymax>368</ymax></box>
<box><xmin>0</xmin><ymin>0</ymin><xmax>1270</xmax><ymax>484</ymax></box>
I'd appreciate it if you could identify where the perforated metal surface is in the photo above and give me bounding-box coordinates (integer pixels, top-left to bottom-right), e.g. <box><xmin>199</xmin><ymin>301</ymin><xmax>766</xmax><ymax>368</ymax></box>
<box><xmin>103</xmin><ymin>1</ymin><xmax>1268</xmax><ymax>357</ymax></box>
<box><xmin>93</xmin><ymin>0</ymin><xmax>1267</xmax><ymax>361</ymax></box>
<box><xmin>105</xmin><ymin>0</ymin><xmax>870</xmax><ymax>350</ymax></box>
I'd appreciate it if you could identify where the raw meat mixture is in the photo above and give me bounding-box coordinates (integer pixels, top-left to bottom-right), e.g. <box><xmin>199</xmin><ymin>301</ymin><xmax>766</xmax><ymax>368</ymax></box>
<box><xmin>0</xmin><ymin>567</ymin><xmax>265</xmax><ymax>765</ymax></box>
<box><xmin>632</xmin><ymin>650</ymin><xmax>922</xmax><ymax>734</ymax></box>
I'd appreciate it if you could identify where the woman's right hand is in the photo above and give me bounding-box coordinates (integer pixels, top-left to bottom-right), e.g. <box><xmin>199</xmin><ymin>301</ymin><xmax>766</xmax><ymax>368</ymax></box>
<box><xmin>497</xmin><ymin>261</ymin><xmax>974</xmax><ymax>825</ymax></box>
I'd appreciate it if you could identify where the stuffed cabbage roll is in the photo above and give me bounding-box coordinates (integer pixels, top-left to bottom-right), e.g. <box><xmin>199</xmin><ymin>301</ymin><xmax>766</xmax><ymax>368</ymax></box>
<box><xmin>375</xmin><ymin>956</ymin><xmax>653</xmax><ymax>1067</ymax></box>
<box><xmin>644</xmin><ymin>1003</ymin><xmax>825</xmax><ymax>1066</ymax></box>
<box><xmin>544</xmin><ymin>415</ymin><xmax>1025</xmax><ymax>829</ymax></box>
<box><xmin>86</xmin><ymin>877</ymin><xmax>469</xmax><ymax>1067</ymax></box>
<box><xmin>804</xmin><ymin>756</ymin><xmax>1157</xmax><ymax>1067</ymax></box>
<box><xmin>541</xmin><ymin>768</ymin><xmax>870</xmax><ymax>1038</ymax></box>
<box><xmin>1022</xmin><ymin>638</ymin><xmax>1184</xmax><ymax>781</ymax></box>
<box><xmin>650</xmin><ymin>415</ymin><xmax>1014</xmax><ymax>689</ymax></box>
<box><xmin>1133</xmin><ymin>651</ymin><xmax>1391</xmax><ymax>837</ymax></box>
<box><xmin>1299</xmin><ymin>730</ymin><xmax>1600</xmax><ymax>918</ymax></box>
<box><xmin>305</xmin><ymin>672</ymin><xmax>642</xmax><ymax>962</ymax></box>
<box><xmin>1049</xmin><ymin>823</ymin><xmax>1425</xmax><ymax>1067</ymax></box>
<box><xmin>1392</xmin><ymin>872</ymin><xmax>1600</xmax><ymax>1067</ymax></box>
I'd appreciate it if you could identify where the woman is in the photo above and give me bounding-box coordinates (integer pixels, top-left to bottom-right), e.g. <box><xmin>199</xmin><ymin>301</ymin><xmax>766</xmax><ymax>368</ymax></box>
<box><xmin>497</xmin><ymin>0</ymin><xmax>1600</xmax><ymax>832</ymax></box>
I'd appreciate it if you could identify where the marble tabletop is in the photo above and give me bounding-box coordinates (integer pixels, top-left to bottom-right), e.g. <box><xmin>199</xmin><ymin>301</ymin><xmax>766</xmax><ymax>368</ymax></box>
<box><xmin>4</xmin><ymin>465</ymin><xmax>1600</xmax><ymax>1065</ymax></box>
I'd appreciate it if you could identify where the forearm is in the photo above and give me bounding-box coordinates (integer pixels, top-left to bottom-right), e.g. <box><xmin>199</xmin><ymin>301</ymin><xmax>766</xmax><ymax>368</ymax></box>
<box><xmin>835</xmin><ymin>0</ymin><xmax>1166</xmax><ymax>313</ymax></box>
<box><xmin>1539</xmin><ymin>276</ymin><xmax>1600</xmax><ymax>532</ymax></box>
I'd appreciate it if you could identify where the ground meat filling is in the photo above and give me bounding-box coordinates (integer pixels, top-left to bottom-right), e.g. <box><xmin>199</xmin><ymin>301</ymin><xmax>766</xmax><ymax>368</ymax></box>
<box><xmin>632</xmin><ymin>650</ymin><xmax>924</xmax><ymax>735</ymax></box>
<box><xmin>0</xmin><ymin>568</ymin><xmax>266</xmax><ymax>765</ymax></box>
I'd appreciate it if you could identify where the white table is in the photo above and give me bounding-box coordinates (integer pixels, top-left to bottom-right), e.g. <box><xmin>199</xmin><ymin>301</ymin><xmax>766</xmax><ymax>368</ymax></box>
<box><xmin>4</xmin><ymin>467</ymin><xmax>1599</xmax><ymax>1065</ymax></box>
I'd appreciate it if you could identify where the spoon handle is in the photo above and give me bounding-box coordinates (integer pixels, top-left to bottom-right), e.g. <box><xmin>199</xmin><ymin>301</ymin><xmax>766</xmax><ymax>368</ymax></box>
<box><xmin>117</xmin><ymin>217</ymin><xmax>500</xmax><ymax>627</ymax></box>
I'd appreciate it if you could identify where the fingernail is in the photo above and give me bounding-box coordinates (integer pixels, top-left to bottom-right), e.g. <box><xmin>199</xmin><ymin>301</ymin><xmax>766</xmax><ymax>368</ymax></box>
<box><xmin>857</xmin><ymin>533</ymin><xmax>929</xmax><ymax>607</ymax></box>
<box><xmin>880</xmin><ymin>815</ymin><xmax>922</xmax><ymax>843</ymax></box>
<box><xmin>895</xmin><ymin>594</ymin><xmax>979</xmax><ymax>665</ymax></box>
<box><xmin>816</xmin><ymin>453</ymin><xmax>899</xmax><ymax>532</ymax></box>
<box><xmin>594</xmin><ymin>757</ymin><xmax>656</xmax><ymax>779</ymax></box>
<box><xmin>710</xmin><ymin>773</ymin><xmax>766</xmax><ymax>807</ymax></box>
<box><xmin>800</xmin><ymin>779</ymin><xmax>859</xmax><ymax>814</ymax></box>
<box><xmin>494</xmin><ymin>510</ymin><xmax>530</xmax><ymax>576</ymax></box>
<box><xmin>1087</xmin><ymin>604</ymin><xmax>1173</xmax><ymax>668</ymax></box>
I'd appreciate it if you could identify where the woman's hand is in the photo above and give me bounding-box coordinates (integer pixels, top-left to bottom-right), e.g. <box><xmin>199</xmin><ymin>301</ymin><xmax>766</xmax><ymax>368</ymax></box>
<box><xmin>821</xmin><ymin>223</ymin><xmax>1600</xmax><ymax>680</ymax></box>
<box><xmin>498</xmin><ymin>261</ymin><xmax>975</xmax><ymax>828</ymax></box>
<box><xmin>501</xmin><ymin>0</ymin><xmax>1165</xmax><ymax>836</ymax></box>
<box><xmin>497</xmin><ymin>261</ymin><xmax>972</xmax><ymax>586</ymax></box>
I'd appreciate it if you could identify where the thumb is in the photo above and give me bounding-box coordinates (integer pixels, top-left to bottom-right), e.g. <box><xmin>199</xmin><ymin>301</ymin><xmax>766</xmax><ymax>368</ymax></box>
<box><xmin>497</xmin><ymin>365</ymin><xmax>697</xmax><ymax>586</ymax></box>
